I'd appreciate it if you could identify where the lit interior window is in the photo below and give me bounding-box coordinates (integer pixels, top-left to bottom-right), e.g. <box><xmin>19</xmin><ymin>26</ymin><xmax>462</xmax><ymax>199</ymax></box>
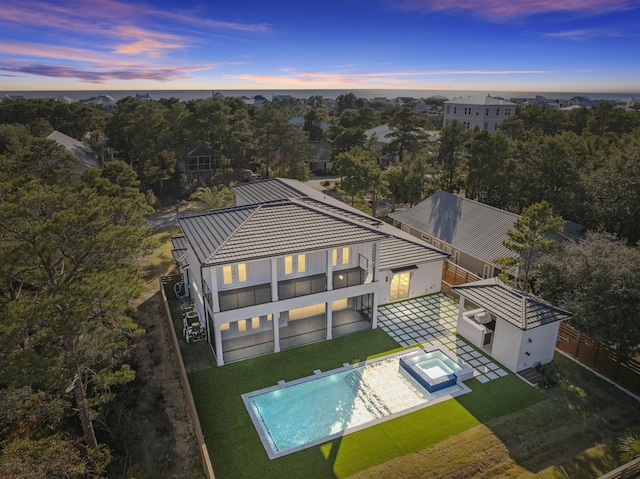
<box><xmin>221</xmin><ymin>322</ymin><xmax>230</xmax><ymax>331</ymax></box>
<box><xmin>237</xmin><ymin>263</ymin><xmax>247</xmax><ymax>282</ymax></box>
<box><xmin>251</xmin><ymin>317</ymin><xmax>260</xmax><ymax>329</ymax></box>
<box><xmin>267</xmin><ymin>314</ymin><xmax>273</xmax><ymax>321</ymax></box>
<box><xmin>284</xmin><ymin>256</ymin><xmax>293</xmax><ymax>275</ymax></box>
<box><xmin>332</xmin><ymin>248</ymin><xmax>338</xmax><ymax>267</ymax></box>
<box><xmin>222</xmin><ymin>265</ymin><xmax>232</xmax><ymax>285</ymax></box>
<box><xmin>237</xmin><ymin>320</ymin><xmax>247</xmax><ymax>332</ymax></box>
<box><xmin>341</xmin><ymin>247</ymin><xmax>350</xmax><ymax>265</ymax></box>
<box><xmin>297</xmin><ymin>254</ymin><xmax>306</xmax><ymax>273</ymax></box>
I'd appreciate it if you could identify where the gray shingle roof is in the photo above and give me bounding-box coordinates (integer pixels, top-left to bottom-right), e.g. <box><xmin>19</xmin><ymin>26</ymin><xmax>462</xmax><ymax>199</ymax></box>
<box><xmin>47</xmin><ymin>130</ymin><xmax>101</xmax><ymax>172</ymax></box>
<box><xmin>453</xmin><ymin>277</ymin><xmax>571</xmax><ymax>330</ymax></box>
<box><xmin>227</xmin><ymin>178</ymin><xmax>447</xmax><ymax>269</ymax></box>
<box><xmin>379</xmin><ymin>236</ymin><xmax>449</xmax><ymax>270</ymax></box>
<box><xmin>170</xmin><ymin>236</ymin><xmax>188</xmax><ymax>265</ymax></box>
<box><xmin>178</xmin><ymin>200</ymin><xmax>389</xmax><ymax>266</ymax></box>
<box><xmin>390</xmin><ymin>191</ymin><xmax>584</xmax><ymax>266</ymax></box>
<box><xmin>232</xmin><ymin>178</ymin><xmax>306</xmax><ymax>204</ymax></box>
<box><xmin>389</xmin><ymin>191</ymin><xmax>520</xmax><ymax>265</ymax></box>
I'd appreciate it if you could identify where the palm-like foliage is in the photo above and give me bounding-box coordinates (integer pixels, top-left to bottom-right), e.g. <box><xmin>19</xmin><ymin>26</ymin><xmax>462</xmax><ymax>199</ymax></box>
<box><xmin>551</xmin><ymin>465</ymin><xmax>571</xmax><ymax>479</ymax></box>
<box><xmin>190</xmin><ymin>185</ymin><xmax>235</xmax><ymax>211</ymax></box>
<box><xmin>619</xmin><ymin>434</ymin><xmax>640</xmax><ymax>462</ymax></box>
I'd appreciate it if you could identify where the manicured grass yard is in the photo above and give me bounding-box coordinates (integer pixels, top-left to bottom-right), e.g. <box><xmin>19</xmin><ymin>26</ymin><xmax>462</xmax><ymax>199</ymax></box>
<box><xmin>187</xmin><ymin>328</ymin><xmax>625</xmax><ymax>479</ymax></box>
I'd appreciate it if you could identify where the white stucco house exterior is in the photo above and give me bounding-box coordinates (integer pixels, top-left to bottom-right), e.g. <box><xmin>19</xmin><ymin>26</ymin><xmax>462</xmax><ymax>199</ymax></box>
<box><xmin>443</xmin><ymin>95</ymin><xmax>517</xmax><ymax>132</ymax></box>
<box><xmin>453</xmin><ymin>278</ymin><xmax>571</xmax><ymax>372</ymax></box>
<box><xmin>172</xmin><ymin>178</ymin><xmax>448</xmax><ymax>365</ymax></box>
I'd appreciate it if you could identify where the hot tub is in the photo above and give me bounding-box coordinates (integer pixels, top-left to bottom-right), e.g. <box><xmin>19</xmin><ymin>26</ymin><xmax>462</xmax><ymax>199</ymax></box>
<box><xmin>400</xmin><ymin>349</ymin><xmax>466</xmax><ymax>392</ymax></box>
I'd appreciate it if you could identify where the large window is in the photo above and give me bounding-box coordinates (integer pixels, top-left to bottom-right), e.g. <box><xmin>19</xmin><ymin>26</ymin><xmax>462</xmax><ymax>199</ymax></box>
<box><xmin>222</xmin><ymin>263</ymin><xmax>248</xmax><ymax>285</ymax></box>
<box><xmin>284</xmin><ymin>254</ymin><xmax>306</xmax><ymax>275</ymax></box>
<box><xmin>331</xmin><ymin>247</ymin><xmax>351</xmax><ymax>267</ymax></box>
<box><xmin>390</xmin><ymin>272</ymin><xmax>411</xmax><ymax>301</ymax></box>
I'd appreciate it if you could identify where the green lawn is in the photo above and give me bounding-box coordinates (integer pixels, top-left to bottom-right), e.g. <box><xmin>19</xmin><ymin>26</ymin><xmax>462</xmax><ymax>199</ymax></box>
<box><xmin>188</xmin><ymin>329</ymin><xmax>547</xmax><ymax>479</ymax></box>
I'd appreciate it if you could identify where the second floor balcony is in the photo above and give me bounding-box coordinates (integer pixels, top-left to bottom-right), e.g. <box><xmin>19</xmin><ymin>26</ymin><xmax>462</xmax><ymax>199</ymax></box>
<box><xmin>216</xmin><ymin>266</ymin><xmax>369</xmax><ymax>312</ymax></box>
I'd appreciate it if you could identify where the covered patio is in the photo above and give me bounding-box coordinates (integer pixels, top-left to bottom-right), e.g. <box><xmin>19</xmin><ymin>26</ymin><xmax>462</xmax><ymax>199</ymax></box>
<box><xmin>220</xmin><ymin>308</ymin><xmax>371</xmax><ymax>363</ymax></box>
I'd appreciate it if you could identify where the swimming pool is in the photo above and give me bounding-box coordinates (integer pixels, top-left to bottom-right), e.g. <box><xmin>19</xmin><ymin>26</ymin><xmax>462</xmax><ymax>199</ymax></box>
<box><xmin>243</xmin><ymin>349</ymin><xmax>471</xmax><ymax>459</ymax></box>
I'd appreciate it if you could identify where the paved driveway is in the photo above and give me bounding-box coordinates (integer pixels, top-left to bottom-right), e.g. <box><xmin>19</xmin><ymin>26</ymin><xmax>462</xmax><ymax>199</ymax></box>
<box><xmin>377</xmin><ymin>294</ymin><xmax>508</xmax><ymax>383</ymax></box>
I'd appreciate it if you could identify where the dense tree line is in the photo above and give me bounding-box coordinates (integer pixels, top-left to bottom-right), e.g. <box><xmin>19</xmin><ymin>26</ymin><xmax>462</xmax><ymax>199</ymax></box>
<box><xmin>0</xmin><ymin>128</ymin><xmax>151</xmax><ymax>476</ymax></box>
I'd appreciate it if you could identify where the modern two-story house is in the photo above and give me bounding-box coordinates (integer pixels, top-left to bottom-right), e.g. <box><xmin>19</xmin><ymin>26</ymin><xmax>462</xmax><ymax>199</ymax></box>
<box><xmin>172</xmin><ymin>178</ymin><xmax>448</xmax><ymax>366</ymax></box>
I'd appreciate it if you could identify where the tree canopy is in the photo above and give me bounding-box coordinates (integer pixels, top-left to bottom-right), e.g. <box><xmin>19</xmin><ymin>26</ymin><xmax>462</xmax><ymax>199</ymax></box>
<box><xmin>535</xmin><ymin>232</ymin><xmax>640</xmax><ymax>356</ymax></box>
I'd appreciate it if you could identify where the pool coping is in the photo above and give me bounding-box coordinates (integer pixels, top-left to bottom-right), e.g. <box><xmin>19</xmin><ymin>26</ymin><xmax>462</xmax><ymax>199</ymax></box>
<box><xmin>242</xmin><ymin>346</ymin><xmax>473</xmax><ymax>460</ymax></box>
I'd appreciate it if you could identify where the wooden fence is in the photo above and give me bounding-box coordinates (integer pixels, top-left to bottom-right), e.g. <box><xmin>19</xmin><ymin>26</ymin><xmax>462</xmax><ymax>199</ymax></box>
<box><xmin>442</xmin><ymin>261</ymin><xmax>481</xmax><ymax>286</ymax></box>
<box><xmin>556</xmin><ymin>322</ymin><xmax>640</xmax><ymax>396</ymax></box>
<box><xmin>599</xmin><ymin>456</ymin><xmax>640</xmax><ymax>479</ymax></box>
<box><xmin>160</xmin><ymin>275</ymin><xmax>216</xmax><ymax>479</ymax></box>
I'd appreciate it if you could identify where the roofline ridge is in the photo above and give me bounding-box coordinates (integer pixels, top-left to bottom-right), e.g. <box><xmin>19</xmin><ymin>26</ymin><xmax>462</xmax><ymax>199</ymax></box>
<box><xmin>300</xmin><ymin>197</ymin><xmax>383</xmax><ymax>226</ymax></box>
<box><xmin>291</xmin><ymin>198</ymin><xmax>388</xmax><ymax>236</ymax></box>
<box><xmin>202</xmin><ymin>203</ymin><xmax>264</xmax><ymax>265</ymax></box>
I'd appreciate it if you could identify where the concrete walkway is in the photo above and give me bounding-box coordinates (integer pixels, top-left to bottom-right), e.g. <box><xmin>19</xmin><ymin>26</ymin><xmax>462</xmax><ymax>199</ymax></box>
<box><xmin>378</xmin><ymin>294</ymin><xmax>508</xmax><ymax>383</ymax></box>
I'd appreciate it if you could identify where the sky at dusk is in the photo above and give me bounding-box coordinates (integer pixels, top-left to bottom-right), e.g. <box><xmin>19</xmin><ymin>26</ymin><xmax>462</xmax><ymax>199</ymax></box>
<box><xmin>1</xmin><ymin>0</ymin><xmax>639</xmax><ymax>93</ymax></box>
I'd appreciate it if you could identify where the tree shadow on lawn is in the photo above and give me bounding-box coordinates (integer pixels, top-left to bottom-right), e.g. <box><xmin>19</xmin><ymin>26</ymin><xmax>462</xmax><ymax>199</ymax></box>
<box><xmin>455</xmin><ymin>353</ymin><xmax>640</xmax><ymax>477</ymax></box>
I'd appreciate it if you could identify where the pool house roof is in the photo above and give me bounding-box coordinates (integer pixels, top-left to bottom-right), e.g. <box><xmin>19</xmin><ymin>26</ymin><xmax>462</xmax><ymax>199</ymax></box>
<box><xmin>452</xmin><ymin>277</ymin><xmax>572</xmax><ymax>330</ymax></box>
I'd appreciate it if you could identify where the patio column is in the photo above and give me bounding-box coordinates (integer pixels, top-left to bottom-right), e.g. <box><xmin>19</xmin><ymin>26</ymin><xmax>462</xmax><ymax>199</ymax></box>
<box><xmin>458</xmin><ymin>294</ymin><xmax>465</xmax><ymax>318</ymax></box>
<box><xmin>270</xmin><ymin>258</ymin><xmax>278</xmax><ymax>302</ymax></box>
<box><xmin>373</xmin><ymin>241</ymin><xmax>380</xmax><ymax>282</ymax></box>
<box><xmin>214</xmin><ymin>323</ymin><xmax>224</xmax><ymax>366</ymax></box>
<box><xmin>326</xmin><ymin>302</ymin><xmax>333</xmax><ymax>340</ymax></box>
<box><xmin>326</xmin><ymin>248</ymin><xmax>333</xmax><ymax>290</ymax></box>
<box><xmin>210</xmin><ymin>268</ymin><xmax>220</xmax><ymax>313</ymax></box>
<box><xmin>371</xmin><ymin>291</ymin><xmax>379</xmax><ymax>329</ymax></box>
<box><xmin>273</xmin><ymin>312</ymin><xmax>280</xmax><ymax>353</ymax></box>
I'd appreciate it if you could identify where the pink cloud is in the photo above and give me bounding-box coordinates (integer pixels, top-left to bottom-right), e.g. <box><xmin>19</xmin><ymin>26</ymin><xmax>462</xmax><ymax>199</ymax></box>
<box><xmin>228</xmin><ymin>68</ymin><xmax>548</xmax><ymax>86</ymax></box>
<box><xmin>389</xmin><ymin>0</ymin><xmax>637</xmax><ymax>19</ymax></box>
<box><xmin>0</xmin><ymin>62</ymin><xmax>211</xmax><ymax>83</ymax></box>
<box><xmin>544</xmin><ymin>28</ymin><xmax>632</xmax><ymax>39</ymax></box>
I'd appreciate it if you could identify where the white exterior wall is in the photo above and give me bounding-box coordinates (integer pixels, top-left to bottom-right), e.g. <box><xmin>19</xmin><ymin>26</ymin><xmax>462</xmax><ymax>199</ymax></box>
<box><xmin>491</xmin><ymin>319</ymin><xmax>562</xmax><ymax>372</ymax></box>
<box><xmin>490</xmin><ymin>319</ymin><xmax>522</xmax><ymax>372</ymax></box>
<box><xmin>377</xmin><ymin>260</ymin><xmax>443</xmax><ymax>304</ymax></box>
<box><xmin>443</xmin><ymin>100</ymin><xmax>515</xmax><ymax>133</ymax></box>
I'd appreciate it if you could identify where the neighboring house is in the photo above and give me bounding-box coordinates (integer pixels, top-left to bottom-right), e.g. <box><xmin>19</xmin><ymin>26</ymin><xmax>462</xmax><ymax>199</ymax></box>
<box><xmin>179</xmin><ymin>146</ymin><xmax>219</xmax><ymax>184</ymax></box>
<box><xmin>389</xmin><ymin>190</ymin><xmax>583</xmax><ymax>280</ymax></box>
<box><xmin>80</xmin><ymin>94</ymin><xmax>115</xmax><ymax>109</ymax></box>
<box><xmin>305</xmin><ymin>140</ymin><xmax>332</xmax><ymax>173</ymax></box>
<box><xmin>46</xmin><ymin>130</ymin><xmax>101</xmax><ymax>172</ymax></box>
<box><xmin>363</xmin><ymin>124</ymin><xmax>439</xmax><ymax>163</ymax></box>
<box><xmin>172</xmin><ymin>178</ymin><xmax>448</xmax><ymax>366</ymax></box>
<box><xmin>453</xmin><ymin>277</ymin><xmax>571</xmax><ymax>372</ymax></box>
<box><xmin>443</xmin><ymin>95</ymin><xmax>516</xmax><ymax>133</ymax></box>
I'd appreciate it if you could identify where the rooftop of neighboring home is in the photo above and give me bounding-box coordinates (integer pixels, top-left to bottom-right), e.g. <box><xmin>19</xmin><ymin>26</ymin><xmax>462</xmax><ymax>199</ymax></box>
<box><xmin>364</xmin><ymin>124</ymin><xmax>440</xmax><ymax>145</ymax></box>
<box><xmin>453</xmin><ymin>277</ymin><xmax>572</xmax><ymax>330</ymax></box>
<box><xmin>389</xmin><ymin>190</ymin><xmax>583</xmax><ymax>266</ymax></box>
<box><xmin>174</xmin><ymin>178</ymin><xmax>448</xmax><ymax>271</ymax></box>
<box><xmin>444</xmin><ymin>95</ymin><xmax>517</xmax><ymax>107</ymax></box>
<box><xmin>46</xmin><ymin>130</ymin><xmax>101</xmax><ymax>172</ymax></box>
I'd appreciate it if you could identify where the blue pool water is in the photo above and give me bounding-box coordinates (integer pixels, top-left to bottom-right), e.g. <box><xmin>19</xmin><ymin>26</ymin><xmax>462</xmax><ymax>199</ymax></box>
<box><xmin>244</xmin><ymin>351</ymin><xmax>468</xmax><ymax>458</ymax></box>
<box><xmin>400</xmin><ymin>350</ymin><xmax>464</xmax><ymax>393</ymax></box>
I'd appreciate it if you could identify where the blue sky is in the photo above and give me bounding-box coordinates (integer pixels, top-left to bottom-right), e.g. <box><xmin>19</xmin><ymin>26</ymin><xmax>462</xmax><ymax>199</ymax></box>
<box><xmin>0</xmin><ymin>0</ymin><xmax>639</xmax><ymax>92</ymax></box>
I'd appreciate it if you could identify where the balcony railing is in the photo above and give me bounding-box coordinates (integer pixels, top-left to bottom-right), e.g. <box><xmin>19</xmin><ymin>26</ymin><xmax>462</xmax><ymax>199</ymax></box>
<box><xmin>218</xmin><ymin>283</ymin><xmax>271</xmax><ymax>312</ymax></box>
<box><xmin>278</xmin><ymin>273</ymin><xmax>326</xmax><ymax>300</ymax></box>
<box><xmin>333</xmin><ymin>267</ymin><xmax>366</xmax><ymax>289</ymax></box>
<box><xmin>217</xmin><ymin>267</ymin><xmax>367</xmax><ymax>312</ymax></box>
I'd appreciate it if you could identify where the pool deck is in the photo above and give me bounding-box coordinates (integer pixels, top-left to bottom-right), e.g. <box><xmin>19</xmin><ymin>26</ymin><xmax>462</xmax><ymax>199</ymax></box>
<box><xmin>378</xmin><ymin>294</ymin><xmax>508</xmax><ymax>383</ymax></box>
